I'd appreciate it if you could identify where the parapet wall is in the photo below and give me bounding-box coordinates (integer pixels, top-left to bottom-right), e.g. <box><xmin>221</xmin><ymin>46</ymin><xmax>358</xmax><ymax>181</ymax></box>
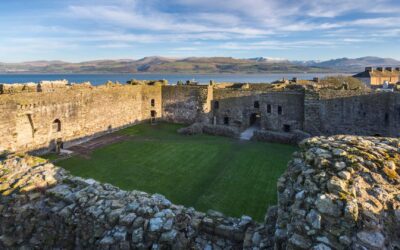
<box><xmin>0</xmin><ymin>80</ymin><xmax>92</xmax><ymax>94</ymax></box>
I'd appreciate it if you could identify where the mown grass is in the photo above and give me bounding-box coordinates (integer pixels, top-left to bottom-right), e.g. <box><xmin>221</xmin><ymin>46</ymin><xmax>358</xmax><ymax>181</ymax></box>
<box><xmin>53</xmin><ymin>123</ymin><xmax>297</xmax><ymax>221</ymax></box>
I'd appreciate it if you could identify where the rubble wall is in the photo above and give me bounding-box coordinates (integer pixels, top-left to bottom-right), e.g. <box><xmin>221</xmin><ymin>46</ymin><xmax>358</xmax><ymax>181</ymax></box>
<box><xmin>275</xmin><ymin>135</ymin><xmax>400</xmax><ymax>249</ymax></box>
<box><xmin>1</xmin><ymin>136</ymin><xmax>399</xmax><ymax>249</ymax></box>
<box><xmin>0</xmin><ymin>155</ymin><xmax>264</xmax><ymax>249</ymax></box>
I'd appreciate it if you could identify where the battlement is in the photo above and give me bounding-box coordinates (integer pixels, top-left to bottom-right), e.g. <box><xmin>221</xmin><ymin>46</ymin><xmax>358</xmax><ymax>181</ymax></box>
<box><xmin>355</xmin><ymin>67</ymin><xmax>400</xmax><ymax>86</ymax></box>
<box><xmin>0</xmin><ymin>80</ymin><xmax>92</xmax><ymax>94</ymax></box>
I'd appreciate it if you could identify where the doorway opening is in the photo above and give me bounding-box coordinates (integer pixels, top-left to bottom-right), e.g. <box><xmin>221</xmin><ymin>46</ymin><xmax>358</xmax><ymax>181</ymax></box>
<box><xmin>150</xmin><ymin>110</ymin><xmax>157</xmax><ymax>124</ymax></box>
<box><xmin>55</xmin><ymin>138</ymin><xmax>63</xmax><ymax>154</ymax></box>
<box><xmin>223</xmin><ymin>116</ymin><xmax>230</xmax><ymax>125</ymax></box>
<box><xmin>250</xmin><ymin>113</ymin><xmax>261</xmax><ymax>126</ymax></box>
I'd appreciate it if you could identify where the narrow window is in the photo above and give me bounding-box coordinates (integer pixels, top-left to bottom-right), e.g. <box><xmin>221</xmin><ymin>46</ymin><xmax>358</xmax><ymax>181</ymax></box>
<box><xmin>214</xmin><ymin>101</ymin><xmax>219</xmax><ymax>110</ymax></box>
<box><xmin>52</xmin><ymin>119</ymin><xmax>61</xmax><ymax>132</ymax></box>
<box><xmin>254</xmin><ymin>101</ymin><xmax>260</xmax><ymax>108</ymax></box>
<box><xmin>385</xmin><ymin>113</ymin><xmax>389</xmax><ymax>124</ymax></box>
<box><xmin>224</xmin><ymin>117</ymin><xmax>229</xmax><ymax>125</ymax></box>
<box><xmin>151</xmin><ymin>110</ymin><xmax>156</xmax><ymax>118</ymax></box>
<box><xmin>278</xmin><ymin>106</ymin><xmax>282</xmax><ymax>115</ymax></box>
<box><xmin>267</xmin><ymin>104</ymin><xmax>271</xmax><ymax>113</ymax></box>
<box><xmin>151</xmin><ymin>99</ymin><xmax>155</xmax><ymax>107</ymax></box>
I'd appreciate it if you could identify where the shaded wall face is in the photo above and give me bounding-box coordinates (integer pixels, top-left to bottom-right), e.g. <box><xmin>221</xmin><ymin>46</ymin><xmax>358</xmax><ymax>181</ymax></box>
<box><xmin>357</xmin><ymin>77</ymin><xmax>371</xmax><ymax>86</ymax></box>
<box><xmin>212</xmin><ymin>94</ymin><xmax>262</xmax><ymax>129</ymax></box>
<box><xmin>212</xmin><ymin>90</ymin><xmax>304</xmax><ymax>132</ymax></box>
<box><xmin>161</xmin><ymin>85</ymin><xmax>211</xmax><ymax>124</ymax></box>
<box><xmin>0</xmin><ymin>85</ymin><xmax>162</xmax><ymax>152</ymax></box>
<box><xmin>307</xmin><ymin>91</ymin><xmax>400</xmax><ymax>137</ymax></box>
<box><xmin>212</xmin><ymin>89</ymin><xmax>275</xmax><ymax>129</ymax></box>
<box><xmin>260</xmin><ymin>92</ymin><xmax>304</xmax><ymax>132</ymax></box>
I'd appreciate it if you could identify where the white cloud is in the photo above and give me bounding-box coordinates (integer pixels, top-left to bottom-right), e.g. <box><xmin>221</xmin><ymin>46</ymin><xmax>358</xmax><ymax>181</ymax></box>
<box><xmin>1</xmin><ymin>0</ymin><xmax>400</xmax><ymax>61</ymax></box>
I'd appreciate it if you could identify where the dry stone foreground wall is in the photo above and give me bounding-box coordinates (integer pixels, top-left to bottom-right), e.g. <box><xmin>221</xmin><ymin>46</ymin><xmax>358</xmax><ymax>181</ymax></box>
<box><xmin>1</xmin><ymin>135</ymin><xmax>400</xmax><ymax>249</ymax></box>
<box><xmin>276</xmin><ymin>136</ymin><xmax>400</xmax><ymax>249</ymax></box>
<box><xmin>0</xmin><ymin>155</ymin><xmax>268</xmax><ymax>249</ymax></box>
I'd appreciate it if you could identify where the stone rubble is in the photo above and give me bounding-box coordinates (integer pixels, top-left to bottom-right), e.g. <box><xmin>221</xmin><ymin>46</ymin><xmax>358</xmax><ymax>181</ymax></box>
<box><xmin>276</xmin><ymin>135</ymin><xmax>400</xmax><ymax>249</ymax></box>
<box><xmin>0</xmin><ymin>155</ymin><xmax>267</xmax><ymax>249</ymax></box>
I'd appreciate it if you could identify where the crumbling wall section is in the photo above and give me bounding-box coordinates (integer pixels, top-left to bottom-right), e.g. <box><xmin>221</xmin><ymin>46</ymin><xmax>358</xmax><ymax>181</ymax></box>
<box><xmin>275</xmin><ymin>135</ymin><xmax>400</xmax><ymax>249</ymax></box>
<box><xmin>0</xmin><ymin>155</ymin><xmax>265</xmax><ymax>249</ymax></box>
<box><xmin>1</xmin><ymin>136</ymin><xmax>399</xmax><ymax>249</ymax></box>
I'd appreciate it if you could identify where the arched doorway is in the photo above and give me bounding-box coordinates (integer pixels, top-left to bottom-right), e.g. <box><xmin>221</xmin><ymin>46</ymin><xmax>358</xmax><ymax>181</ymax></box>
<box><xmin>52</xmin><ymin>119</ymin><xmax>61</xmax><ymax>133</ymax></box>
<box><xmin>250</xmin><ymin>113</ymin><xmax>261</xmax><ymax>126</ymax></box>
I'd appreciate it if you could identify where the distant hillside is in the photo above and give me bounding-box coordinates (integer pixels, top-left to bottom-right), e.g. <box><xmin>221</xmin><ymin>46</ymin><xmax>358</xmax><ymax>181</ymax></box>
<box><xmin>1</xmin><ymin>56</ymin><xmax>398</xmax><ymax>74</ymax></box>
<box><xmin>0</xmin><ymin>57</ymin><xmax>329</xmax><ymax>74</ymax></box>
<box><xmin>300</xmin><ymin>56</ymin><xmax>400</xmax><ymax>72</ymax></box>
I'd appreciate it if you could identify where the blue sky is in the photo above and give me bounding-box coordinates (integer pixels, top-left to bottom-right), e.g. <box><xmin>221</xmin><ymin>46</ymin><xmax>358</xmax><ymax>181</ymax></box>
<box><xmin>1</xmin><ymin>0</ymin><xmax>400</xmax><ymax>62</ymax></box>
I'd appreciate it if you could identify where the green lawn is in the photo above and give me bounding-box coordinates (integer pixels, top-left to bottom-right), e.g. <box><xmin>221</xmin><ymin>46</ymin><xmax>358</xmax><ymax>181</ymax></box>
<box><xmin>53</xmin><ymin>123</ymin><xmax>297</xmax><ymax>221</ymax></box>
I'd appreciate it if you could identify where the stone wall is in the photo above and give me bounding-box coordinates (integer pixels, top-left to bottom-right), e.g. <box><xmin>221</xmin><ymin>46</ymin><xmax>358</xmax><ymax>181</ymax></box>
<box><xmin>0</xmin><ymin>155</ymin><xmax>265</xmax><ymax>249</ymax></box>
<box><xmin>260</xmin><ymin>91</ymin><xmax>304</xmax><ymax>132</ymax></box>
<box><xmin>275</xmin><ymin>135</ymin><xmax>400</xmax><ymax>249</ymax></box>
<box><xmin>1</xmin><ymin>136</ymin><xmax>399</xmax><ymax>249</ymax></box>
<box><xmin>252</xmin><ymin>129</ymin><xmax>310</xmax><ymax>144</ymax></box>
<box><xmin>161</xmin><ymin>85</ymin><xmax>212</xmax><ymax>124</ymax></box>
<box><xmin>2</xmin><ymin>80</ymin><xmax>400</xmax><ymax>153</ymax></box>
<box><xmin>0</xmin><ymin>83</ymin><xmax>162</xmax><ymax>153</ymax></box>
<box><xmin>304</xmin><ymin>89</ymin><xmax>400</xmax><ymax>137</ymax></box>
<box><xmin>211</xmin><ymin>86</ymin><xmax>290</xmax><ymax>130</ymax></box>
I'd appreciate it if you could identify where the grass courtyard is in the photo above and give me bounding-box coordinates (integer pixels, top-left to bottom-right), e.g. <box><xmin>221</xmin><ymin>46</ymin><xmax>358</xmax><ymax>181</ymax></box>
<box><xmin>52</xmin><ymin>123</ymin><xmax>297</xmax><ymax>221</ymax></box>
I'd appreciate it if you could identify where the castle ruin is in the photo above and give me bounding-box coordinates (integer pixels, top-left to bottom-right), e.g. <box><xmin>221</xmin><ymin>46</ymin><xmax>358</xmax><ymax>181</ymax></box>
<box><xmin>0</xmin><ymin>79</ymin><xmax>399</xmax><ymax>154</ymax></box>
<box><xmin>0</xmin><ymin>78</ymin><xmax>400</xmax><ymax>249</ymax></box>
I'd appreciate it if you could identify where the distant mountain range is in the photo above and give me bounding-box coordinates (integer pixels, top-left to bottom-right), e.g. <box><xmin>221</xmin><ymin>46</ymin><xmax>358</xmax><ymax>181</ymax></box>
<box><xmin>0</xmin><ymin>56</ymin><xmax>399</xmax><ymax>74</ymax></box>
<box><xmin>298</xmin><ymin>56</ymin><xmax>400</xmax><ymax>72</ymax></box>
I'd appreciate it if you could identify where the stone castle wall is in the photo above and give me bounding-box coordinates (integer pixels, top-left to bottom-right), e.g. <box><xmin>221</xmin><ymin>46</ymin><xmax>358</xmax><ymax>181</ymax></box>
<box><xmin>212</xmin><ymin>89</ymin><xmax>263</xmax><ymax>128</ymax></box>
<box><xmin>0</xmin><ymin>83</ymin><xmax>162</xmax><ymax>153</ymax></box>
<box><xmin>161</xmin><ymin>85</ymin><xmax>212</xmax><ymax>124</ymax></box>
<box><xmin>260</xmin><ymin>91</ymin><xmax>304</xmax><ymax>132</ymax></box>
<box><xmin>304</xmin><ymin>90</ymin><xmax>400</xmax><ymax>137</ymax></box>
<box><xmin>1</xmin><ymin>81</ymin><xmax>400</xmax><ymax>153</ymax></box>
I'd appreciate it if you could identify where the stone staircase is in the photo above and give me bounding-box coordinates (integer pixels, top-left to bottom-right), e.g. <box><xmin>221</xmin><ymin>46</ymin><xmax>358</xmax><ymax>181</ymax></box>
<box><xmin>240</xmin><ymin>126</ymin><xmax>259</xmax><ymax>140</ymax></box>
